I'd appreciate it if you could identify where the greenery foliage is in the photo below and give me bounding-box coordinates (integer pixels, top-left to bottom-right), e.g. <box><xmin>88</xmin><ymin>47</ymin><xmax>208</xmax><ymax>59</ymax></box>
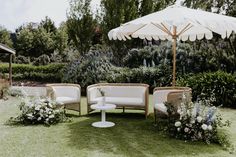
<box><xmin>14</xmin><ymin>55</ymin><xmax>30</xmax><ymax>64</ymax></box>
<box><xmin>177</xmin><ymin>71</ymin><xmax>236</xmax><ymax>108</ymax></box>
<box><xmin>33</xmin><ymin>54</ymin><xmax>51</xmax><ymax>66</ymax></box>
<box><xmin>62</xmin><ymin>48</ymin><xmax>113</xmax><ymax>88</ymax></box>
<box><xmin>107</xmin><ymin>65</ymin><xmax>172</xmax><ymax>91</ymax></box>
<box><xmin>0</xmin><ymin>63</ymin><xmax>65</xmax><ymax>82</ymax></box>
<box><xmin>0</xmin><ymin>26</ymin><xmax>13</xmax><ymax>47</ymax></box>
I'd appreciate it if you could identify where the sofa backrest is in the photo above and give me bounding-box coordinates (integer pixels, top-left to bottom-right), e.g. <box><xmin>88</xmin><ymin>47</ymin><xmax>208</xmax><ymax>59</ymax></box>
<box><xmin>87</xmin><ymin>83</ymin><xmax>149</xmax><ymax>102</ymax></box>
<box><xmin>153</xmin><ymin>87</ymin><xmax>191</xmax><ymax>105</ymax></box>
<box><xmin>46</xmin><ymin>84</ymin><xmax>81</xmax><ymax>101</ymax></box>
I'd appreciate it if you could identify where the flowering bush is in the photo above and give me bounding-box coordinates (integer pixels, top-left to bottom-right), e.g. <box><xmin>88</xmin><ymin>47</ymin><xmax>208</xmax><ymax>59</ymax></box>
<box><xmin>165</xmin><ymin>93</ymin><xmax>233</xmax><ymax>150</ymax></box>
<box><xmin>9</xmin><ymin>97</ymin><xmax>67</xmax><ymax>126</ymax></box>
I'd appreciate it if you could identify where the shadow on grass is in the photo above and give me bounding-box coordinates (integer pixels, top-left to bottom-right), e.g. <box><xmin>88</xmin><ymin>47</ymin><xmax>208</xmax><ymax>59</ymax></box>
<box><xmin>67</xmin><ymin>112</ymin><xmax>223</xmax><ymax>157</ymax></box>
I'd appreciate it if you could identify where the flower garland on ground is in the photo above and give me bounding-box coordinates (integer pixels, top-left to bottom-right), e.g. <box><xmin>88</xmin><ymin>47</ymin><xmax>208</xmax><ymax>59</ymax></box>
<box><xmin>8</xmin><ymin>87</ymin><xmax>68</xmax><ymax>126</ymax></box>
<box><xmin>164</xmin><ymin>93</ymin><xmax>234</xmax><ymax>152</ymax></box>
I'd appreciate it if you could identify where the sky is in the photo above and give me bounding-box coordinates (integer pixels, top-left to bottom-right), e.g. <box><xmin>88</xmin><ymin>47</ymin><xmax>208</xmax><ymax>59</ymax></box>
<box><xmin>0</xmin><ymin>0</ymin><xmax>181</xmax><ymax>32</ymax></box>
<box><xmin>0</xmin><ymin>0</ymin><xmax>101</xmax><ymax>32</ymax></box>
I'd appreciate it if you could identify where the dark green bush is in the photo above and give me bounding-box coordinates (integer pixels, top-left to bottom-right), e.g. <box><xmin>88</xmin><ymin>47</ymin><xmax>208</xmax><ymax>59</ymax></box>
<box><xmin>33</xmin><ymin>54</ymin><xmax>51</xmax><ymax>66</ymax></box>
<box><xmin>0</xmin><ymin>63</ymin><xmax>65</xmax><ymax>82</ymax></box>
<box><xmin>62</xmin><ymin>49</ymin><xmax>113</xmax><ymax>89</ymax></box>
<box><xmin>14</xmin><ymin>55</ymin><xmax>30</xmax><ymax>64</ymax></box>
<box><xmin>177</xmin><ymin>71</ymin><xmax>236</xmax><ymax>108</ymax></box>
<box><xmin>107</xmin><ymin>63</ymin><xmax>172</xmax><ymax>92</ymax></box>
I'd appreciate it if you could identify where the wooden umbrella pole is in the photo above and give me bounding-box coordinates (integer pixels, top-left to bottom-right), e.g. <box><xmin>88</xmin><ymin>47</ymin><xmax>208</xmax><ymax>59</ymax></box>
<box><xmin>172</xmin><ymin>26</ymin><xmax>177</xmax><ymax>86</ymax></box>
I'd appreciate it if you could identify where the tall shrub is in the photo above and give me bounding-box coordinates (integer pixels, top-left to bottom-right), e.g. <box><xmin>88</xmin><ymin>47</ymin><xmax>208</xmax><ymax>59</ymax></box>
<box><xmin>177</xmin><ymin>71</ymin><xmax>236</xmax><ymax>108</ymax></box>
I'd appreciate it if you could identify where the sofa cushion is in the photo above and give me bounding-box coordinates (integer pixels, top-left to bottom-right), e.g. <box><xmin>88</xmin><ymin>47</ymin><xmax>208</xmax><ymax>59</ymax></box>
<box><xmin>56</xmin><ymin>96</ymin><xmax>78</xmax><ymax>104</ymax></box>
<box><xmin>154</xmin><ymin>103</ymin><xmax>168</xmax><ymax>114</ymax></box>
<box><xmin>92</xmin><ymin>97</ymin><xmax>144</xmax><ymax>106</ymax></box>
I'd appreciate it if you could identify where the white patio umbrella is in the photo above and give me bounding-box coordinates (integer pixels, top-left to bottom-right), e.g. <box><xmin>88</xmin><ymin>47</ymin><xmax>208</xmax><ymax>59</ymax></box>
<box><xmin>108</xmin><ymin>4</ymin><xmax>236</xmax><ymax>86</ymax></box>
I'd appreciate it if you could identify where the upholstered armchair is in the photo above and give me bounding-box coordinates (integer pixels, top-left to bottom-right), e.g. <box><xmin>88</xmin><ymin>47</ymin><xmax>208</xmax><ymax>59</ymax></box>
<box><xmin>46</xmin><ymin>84</ymin><xmax>81</xmax><ymax>115</ymax></box>
<box><xmin>153</xmin><ymin>87</ymin><xmax>192</xmax><ymax>123</ymax></box>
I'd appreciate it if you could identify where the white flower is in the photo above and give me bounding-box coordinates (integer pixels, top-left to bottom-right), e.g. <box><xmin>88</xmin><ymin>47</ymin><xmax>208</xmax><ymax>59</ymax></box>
<box><xmin>184</xmin><ymin>127</ymin><xmax>189</xmax><ymax>133</ymax></box>
<box><xmin>177</xmin><ymin>108</ymin><xmax>181</xmax><ymax>114</ymax></box>
<box><xmin>35</xmin><ymin>106</ymin><xmax>41</xmax><ymax>111</ymax></box>
<box><xmin>197</xmin><ymin>116</ymin><xmax>203</xmax><ymax>123</ymax></box>
<box><xmin>37</xmin><ymin>117</ymin><xmax>42</xmax><ymax>121</ymax></box>
<box><xmin>201</xmin><ymin>124</ymin><xmax>208</xmax><ymax>130</ymax></box>
<box><xmin>208</xmin><ymin>125</ymin><xmax>213</xmax><ymax>131</ymax></box>
<box><xmin>187</xmin><ymin>110</ymin><xmax>190</xmax><ymax>116</ymax></box>
<box><xmin>49</xmin><ymin>115</ymin><xmax>54</xmax><ymax>119</ymax></box>
<box><xmin>48</xmin><ymin>103</ymin><xmax>53</xmax><ymax>108</ymax></box>
<box><xmin>175</xmin><ymin>121</ymin><xmax>181</xmax><ymax>127</ymax></box>
<box><xmin>26</xmin><ymin>113</ymin><xmax>33</xmax><ymax>117</ymax></box>
<box><xmin>190</xmin><ymin>120</ymin><xmax>195</xmax><ymax>124</ymax></box>
<box><xmin>55</xmin><ymin>110</ymin><xmax>59</xmax><ymax>113</ymax></box>
<box><xmin>177</xmin><ymin>128</ymin><xmax>181</xmax><ymax>132</ymax></box>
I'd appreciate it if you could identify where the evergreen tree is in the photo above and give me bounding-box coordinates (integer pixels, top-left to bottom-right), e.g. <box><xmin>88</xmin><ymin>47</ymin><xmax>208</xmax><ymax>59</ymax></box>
<box><xmin>139</xmin><ymin>0</ymin><xmax>154</xmax><ymax>16</ymax></box>
<box><xmin>0</xmin><ymin>26</ymin><xmax>13</xmax><ymax>47</ymax></box>
<box><xmin>39</xmin><ymin>16</ymin><xmax>57</xmax><ymax>33</ymax></box>
<box><xmin>66</xmin><ymin>0</ymin><xmax>96</xmax><ymax>55</ymax></box>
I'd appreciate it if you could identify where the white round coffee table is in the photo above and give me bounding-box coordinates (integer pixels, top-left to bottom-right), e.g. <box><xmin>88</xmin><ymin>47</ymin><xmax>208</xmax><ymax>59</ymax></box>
<box><xmin>91</xmin><ymin>104</ymin><xmax>116</xmax><ymax>128</ymax></box>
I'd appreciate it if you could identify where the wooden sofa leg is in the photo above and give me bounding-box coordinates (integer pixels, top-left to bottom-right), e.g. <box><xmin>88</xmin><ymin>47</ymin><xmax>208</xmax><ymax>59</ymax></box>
<box><xmin>64</xmin><ymin>106</ymin><xmax>66</xmax><ymax>115</ymax></box>
<box><xmin>145</xmin><ymin>110</ymin><xmax>148</xmax><ymax>119</ymax></box>
<box><xmin>154</xmin><ymin>109</ymin><xmax>157</xmax><ymax>124</ymax></box>
<box><xmin>79</xmin><ymin>104</ymin><xmax>81</xmax><ymax>116</ymax></box>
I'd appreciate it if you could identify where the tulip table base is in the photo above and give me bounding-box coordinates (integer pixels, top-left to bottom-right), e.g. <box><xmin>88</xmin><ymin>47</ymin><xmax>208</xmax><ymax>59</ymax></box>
<box><xmin>91</xmin><ymin>104</ymin><xmax>116</xmax><ymax>128</ymax></box>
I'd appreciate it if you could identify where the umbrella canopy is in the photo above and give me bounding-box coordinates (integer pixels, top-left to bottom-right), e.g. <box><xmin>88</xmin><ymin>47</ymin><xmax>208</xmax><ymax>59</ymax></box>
<box><xmin>108</xmin><ymin>4</ymin><xmax>236</xmax><ymax>86</ymax></box>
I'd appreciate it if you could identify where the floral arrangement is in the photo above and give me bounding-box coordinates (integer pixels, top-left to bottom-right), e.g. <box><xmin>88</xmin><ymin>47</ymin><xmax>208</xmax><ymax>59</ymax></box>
<box><xmin>165</xmin><ymin>93</ymin><xmax>233</xmax><ymax>151</ymax></box>
<box><xmin>98</xmin><ymin>87</ymin><xmax>105</xmax><ymax>97</ymax></box>
<box><xmin>8</xmin><ymin>89</ymin><xmax>67</xmax><ymax>126</ymax></box>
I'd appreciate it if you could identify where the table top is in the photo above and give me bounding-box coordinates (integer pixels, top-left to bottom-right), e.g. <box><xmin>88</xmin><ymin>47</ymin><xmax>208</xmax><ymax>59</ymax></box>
<box><xmin>91</xmin><ymin>104</ymin><xmax>116</xmax><ymax>110</ymax></box>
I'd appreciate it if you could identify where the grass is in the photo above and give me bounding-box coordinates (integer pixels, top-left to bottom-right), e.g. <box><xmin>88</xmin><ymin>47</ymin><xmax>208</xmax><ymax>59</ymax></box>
<box><xmin>0</xmin><ymin>96</ymin><xmax>236</xmax><ymax>157</ymax></box>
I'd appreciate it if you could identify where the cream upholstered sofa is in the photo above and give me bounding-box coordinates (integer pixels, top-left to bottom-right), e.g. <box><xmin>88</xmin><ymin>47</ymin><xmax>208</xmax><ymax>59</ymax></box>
<box><xmin>153</xmin><ymin>87</ymin><xmax>192</xmax><ymax>122</ymax></box>
<box><xmin>87</xmin><ymin>83</ymin><xmax>149</xmax><ymax>118</ymax></box>
<box><xmin>46</xmin><ymin>84</ymin><xmax>81</xmax><ymax>115</ymax></box>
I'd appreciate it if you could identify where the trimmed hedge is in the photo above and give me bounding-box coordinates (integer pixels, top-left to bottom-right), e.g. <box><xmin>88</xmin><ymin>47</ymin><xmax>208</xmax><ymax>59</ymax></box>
<box><xmin>177</xmin><ymin>71</ymin><xmax>236</xmax><ymax>108</ymax></box>
<box><xmin>0</xmin><ymin>63</ymin><xmax>65</xmax><ymax>82</ymax></box>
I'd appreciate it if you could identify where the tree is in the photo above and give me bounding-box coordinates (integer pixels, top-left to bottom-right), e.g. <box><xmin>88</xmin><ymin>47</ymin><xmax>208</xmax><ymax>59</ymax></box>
<box><xmin>32</xmin><ymin>27</ymin><xmax>55</xmax><ymax>56</ymax></box>
<box><xmin>101</xmin><ymin>0</ymin><xmax>139</xmax><ymax>43</ymax></box>
<box><xmin>39</xmin><ymin>16</ymin><xmax>57</xmax><ymax>33</ymax></box>
<box><xmin>139</xmin><ymin>0</ymin><xmax>154</xmax><ymax>16</ymax></box>
<box><xmin>100</xmin><ymin>0</ymin><xmax>139</xmax><ymax>64</ymax></box>
<box><xmin>183</xmin><ymin>0</ymin><xmax>236</xmax><ymax>73</ymax></box>
<box><xmin>15</xmin><ymin>26</ymin><xmax>34</xmax><ymax>56</ymax></box>
<box><xmin>184</xmin><ymin>0</ymin><xmax>236</xmax><ymax>15</ymax></box>
<box><xmin>0</xmin><ymin>26</ymin><xmax>13</xmax><ymax>47</ymax></box>
<box><xmin>16</xmin><ymin>23</ymin><xmax>56</xmax><ymax>57</ymax></box>
<box><xmin>54</xmin><ymin>23</ymin><xmax>69</xmax><ymax>54</ymax></box>
<box><xmin>153</xmin><ymin>0</ymin><xmax>176</xmax><ymax>11</ymax></box>
<box><xmin>66</xmin><ymin>0</ymin><xmax>96</xmax><ymax>55</ymax></box>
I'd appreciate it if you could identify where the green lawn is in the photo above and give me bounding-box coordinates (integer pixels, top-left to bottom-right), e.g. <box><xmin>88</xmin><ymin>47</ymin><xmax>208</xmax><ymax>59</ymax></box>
<box><xmin>0</xmin><ymin>96</ymin><xmax>235</xmax><ymax>157</ymax></box>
